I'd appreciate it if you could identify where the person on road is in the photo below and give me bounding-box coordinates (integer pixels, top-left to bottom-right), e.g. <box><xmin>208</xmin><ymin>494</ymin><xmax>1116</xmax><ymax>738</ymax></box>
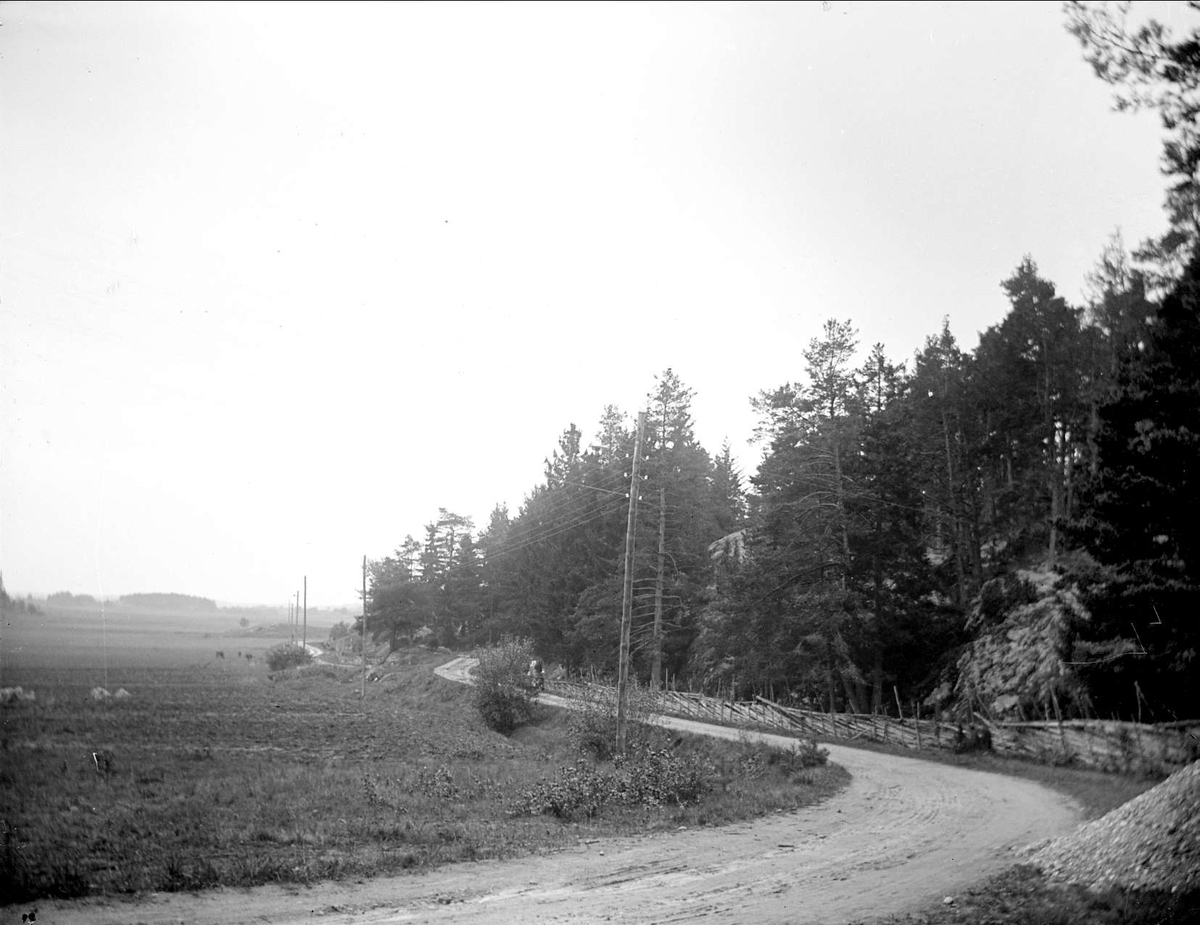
<box><xmin>528</xmin><ymin>658</ymin><xmax>545</xmax><ymax>692</ymax></box>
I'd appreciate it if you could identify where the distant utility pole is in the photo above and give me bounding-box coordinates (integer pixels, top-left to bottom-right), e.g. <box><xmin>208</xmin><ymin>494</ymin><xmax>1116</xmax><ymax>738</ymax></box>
<box><xmin>294</xmin><ymin>591</ymin><xmax>300</xmax><ymax>642</ymax></box>
<box><xmin>302</xmin><ymin>576</ymin><xmax>307</xmax><ymax>648</ymax></box>
<box><xmin>616</xmin><ymin>410</ymin><xmax>646</xmax><ymax>756</ymax></box>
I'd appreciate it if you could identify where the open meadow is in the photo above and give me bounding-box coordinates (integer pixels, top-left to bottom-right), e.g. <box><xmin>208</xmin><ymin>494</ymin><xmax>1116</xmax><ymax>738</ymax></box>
<box><xmin>0</xmin><ymin>605</ymin><xmax>847</xmax><ymax>906</ymax></box>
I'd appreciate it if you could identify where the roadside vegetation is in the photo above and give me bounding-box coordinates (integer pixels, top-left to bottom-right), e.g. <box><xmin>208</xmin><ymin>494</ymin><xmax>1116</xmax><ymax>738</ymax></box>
<box><xmin>864</xmin><ymin>866</ymin><xmax>1200</xmax><ymax>925</ymax></box>
<box><xmin>0</xmin><ymin>640</ymin><xmax>847</xmax><ymax>906</ymax></box>
<box><xmin>263</xmin><ymin>640</ymin><xmax>313</xmax><ymax>672</ymax></box>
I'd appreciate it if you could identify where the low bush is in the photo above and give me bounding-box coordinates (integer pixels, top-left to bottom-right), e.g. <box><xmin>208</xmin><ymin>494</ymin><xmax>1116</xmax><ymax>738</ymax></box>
<box><xmin>774</xmin><ymin>737</ymin><xmax>829</xmax><ymax>771</ymax></box>
<box><xmin>472</xmin><ymin>635</ymin><xmax>538</xmax><ymax>733</ymax></box>
<box><xmin>511</xmin><ymin>747</ymin><xmax>711</xmax><ymax>821</ymax></box>
<box><xmin>265</xmin><ymin>642</ymin><xmax>313</xmax><ymax>671</ymax></box>
<box><xmin>566</xmin><ymin>683</ymin><xmax>660</xmax><ymax>760</ymax></box>
<box><xmin>613</xmin><ymin>745</ymin><xmax>711</xmax><ymax>808</ymax></box>
<box><xmin>954</xmin><ymin>723</ymin><xmax>994</xmax><ymax>754</ymax></box>
<box><xmin>511</xmin><ymin>759</ymin><xmax>614</xmax><ymax>819</ymax></box>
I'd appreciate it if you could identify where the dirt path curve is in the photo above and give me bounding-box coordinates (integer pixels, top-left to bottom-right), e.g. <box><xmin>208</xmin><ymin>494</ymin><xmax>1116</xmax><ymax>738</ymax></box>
<box><xmin>33</xmin><ymin>658</ymin><xmax>1081</xmax><ymax>925</ymax></box>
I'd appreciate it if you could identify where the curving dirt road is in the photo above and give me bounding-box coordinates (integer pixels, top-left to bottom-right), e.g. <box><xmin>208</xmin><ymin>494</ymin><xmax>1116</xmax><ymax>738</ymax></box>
<box><xmin>31</xmin><ymin>657</ymin><xmax>1081</xmax><ymax>925</ymax></box>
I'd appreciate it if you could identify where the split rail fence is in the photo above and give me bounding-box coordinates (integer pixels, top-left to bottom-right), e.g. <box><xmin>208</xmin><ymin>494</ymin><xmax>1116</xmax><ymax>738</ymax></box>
<box><xmin>547</xmin><ymin>680</ymin><xmax>1199</xmax><ymax>775</ymax></box>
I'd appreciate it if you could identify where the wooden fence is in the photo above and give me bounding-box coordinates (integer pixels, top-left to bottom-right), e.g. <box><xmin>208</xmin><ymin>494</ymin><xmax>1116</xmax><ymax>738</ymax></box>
<box><xmin>547</xmin><ymin>680</ymin><xmax>1200</xmax><ymax>775</ymax></box>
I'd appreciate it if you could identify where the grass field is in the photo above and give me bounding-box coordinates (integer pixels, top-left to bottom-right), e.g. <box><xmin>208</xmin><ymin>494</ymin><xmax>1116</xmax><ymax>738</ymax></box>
<box><xmin>0</xmin><ymin>605</ymin><xmax>847</xmax><ymax>905</ymax></box>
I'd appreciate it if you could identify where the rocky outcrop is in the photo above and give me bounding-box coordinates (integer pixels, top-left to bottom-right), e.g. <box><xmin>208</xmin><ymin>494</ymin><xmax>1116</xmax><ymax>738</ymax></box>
<box><xmin>927</xmin><ymin>569</ymin><xmax>1091</xmax><ymax>721</ymax></box>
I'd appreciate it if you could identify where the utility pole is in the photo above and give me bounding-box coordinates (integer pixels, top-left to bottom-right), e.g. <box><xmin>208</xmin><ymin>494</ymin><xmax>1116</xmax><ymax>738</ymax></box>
<box><xmin>616</xmin><ymin>410</ymin><xmax>646</xmax><ymax>756</ymax></box>
<box><xmin>302</xmin><ymin>576</ymin><xmax>307</xmax><ymax>648</ymax></box>
<box><xmin>361</xmin><ymin>555</ymin><xmax>367</xmax><ymax>700</ymax></box>
<box><xmin>294</xmin><ymin>591</ymin><xmax>300</xmax><ymax>642</ymax></box>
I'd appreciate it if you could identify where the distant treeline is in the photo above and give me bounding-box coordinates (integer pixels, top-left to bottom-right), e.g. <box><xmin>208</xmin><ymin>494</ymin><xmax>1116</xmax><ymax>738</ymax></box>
<box><xmin>1</xmin><ymin>572</ymin><xmax>41</xmax><ymax>615</ymax></box>
<box><xmin>119</xmin><ymin>592</ymin><xmax>217</xmax><ymax>611</ymax></box>
<box><xmin>46</xmin><ymin>591</ymin><xmax>99</xmax><ymax>606</ymax></box>
<box><xmin>220</xmin><ymin>603</ymin><xmax>356</xmax><ymax>622</ymax></box>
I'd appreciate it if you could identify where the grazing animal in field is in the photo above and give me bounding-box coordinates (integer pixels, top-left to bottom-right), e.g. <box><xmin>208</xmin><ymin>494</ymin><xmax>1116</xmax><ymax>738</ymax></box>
<box><xmin>216</xmin><ymin>651</ymin><xmax>225</xmax><ymax>659</ymax></box>
<box><xmin>245</xmin><ymin>653</ymin><xmax>254</xmax><ymax>661</ymax></box>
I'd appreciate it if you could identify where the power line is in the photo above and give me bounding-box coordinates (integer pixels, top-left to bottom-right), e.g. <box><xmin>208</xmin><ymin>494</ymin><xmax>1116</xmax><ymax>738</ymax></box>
<box><xmin>483</xmin><ymin>496</ymin><xmax>628</xmax><ymax>562</ymax></box>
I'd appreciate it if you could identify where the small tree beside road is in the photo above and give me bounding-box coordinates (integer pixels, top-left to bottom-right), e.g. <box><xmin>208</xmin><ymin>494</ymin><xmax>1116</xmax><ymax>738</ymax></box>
<box><xmin>472</xmin><ymin>636</ymin><xmax>538</xmax><ymax>733</ymax></box>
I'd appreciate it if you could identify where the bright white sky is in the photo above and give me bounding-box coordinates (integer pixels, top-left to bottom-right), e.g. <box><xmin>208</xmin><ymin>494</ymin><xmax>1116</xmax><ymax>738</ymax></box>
<box><xmin>0</xmin><ymin>1</ymin><xmax>1181</xmax><ymax>606</ymax></box>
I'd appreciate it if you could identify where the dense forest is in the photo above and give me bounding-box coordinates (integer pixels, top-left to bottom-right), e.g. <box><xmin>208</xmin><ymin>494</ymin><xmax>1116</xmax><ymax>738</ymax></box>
<box><xmin>363</xmin><ymin>4</ymin><xmax>1200</xmax><ymax>723</ymax></box>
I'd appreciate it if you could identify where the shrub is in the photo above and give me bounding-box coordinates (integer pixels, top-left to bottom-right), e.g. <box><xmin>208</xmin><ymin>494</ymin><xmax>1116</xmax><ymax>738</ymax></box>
<box><xmin>955</xmin><ymin>723</ymin><xmax>994</xmax><ymax>753</ymax></box>
<box><xmin>613</xmin><ymin>746</ymin><xmax>711</xmax><ymax>808</ymax></box>
<box><xmin>775</xmin><ymin>738</ymin><xmax>829</xmax><ymax>771</ymax></box>
<box><xmin>511</xmin><ymin>759</ymin><xmax>614</xmax><ymax>819</ymax></box>
<box><xmin>472</xmin><ymin>636</ymin><xmax>538</xmax><ymax>733</ymax></box>
<box><xmin>265</xmin><ymin>642</ymin><xmax>313</xmax><ymax>671</ymax></box>
<box><xmin>512</xmin><ymin>747</ymin><xmax>712</xmax><ymax>820</ymax></box>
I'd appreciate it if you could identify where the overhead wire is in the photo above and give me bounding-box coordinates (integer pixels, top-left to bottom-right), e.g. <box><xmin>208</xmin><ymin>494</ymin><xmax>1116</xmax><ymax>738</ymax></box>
<box><xmin>482</xmin><ymin>493</ymin><xmax>630</xmax><ymax>563</ymax></box>
<box><xmin>479</xmin><ymin>460</ymin><xmax>678</xmax><ymax>565</ymax></box>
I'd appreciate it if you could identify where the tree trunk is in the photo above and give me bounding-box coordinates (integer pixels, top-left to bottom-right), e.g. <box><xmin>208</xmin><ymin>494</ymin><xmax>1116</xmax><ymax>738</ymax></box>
<box><xmin>651</xmin><ymin>486</ymin><xmax>666</xmax><ymax>690</ymax></box>
<box><xmin>941</xmin><ymin>406</ymin><xmax>966</xmax><ymax>607</ymax></box>
<box><xmin>872</xmin><ymin>646</ymin><xmax>883</xmax><ymax>713</ymax></box>
<box><xmin>840</xmin><ymin>670</ymin><xmax>862</xmax><ymax>714</ymax></box>
<box><xmin>833</xmin><ymin>437</ymin><xmax>852</xmax><ymax>579</ymax></box>
<box><xmin>872</xmin><ymin>550</ymin><xmax>884</xmax><ymax>713</ymax></box>
<box><xmin>1048</xmin><ymin>459</ymin><xmax>1060</xmax><ymax>563</ymax></box>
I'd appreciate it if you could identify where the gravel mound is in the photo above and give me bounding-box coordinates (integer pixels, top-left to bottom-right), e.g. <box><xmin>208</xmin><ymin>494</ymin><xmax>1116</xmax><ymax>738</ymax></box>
<box><xmin>1030</xmin><ymin>760</ymin><xmax>1200</xmax><ymax>893</ymax></box>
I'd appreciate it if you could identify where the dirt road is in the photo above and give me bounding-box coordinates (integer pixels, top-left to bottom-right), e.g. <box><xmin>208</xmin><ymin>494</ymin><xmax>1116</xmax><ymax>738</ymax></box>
<box><xmin>29</xmin><ymin>658</ymin><xmax>1081</xmax><ymax>925</ymax></box>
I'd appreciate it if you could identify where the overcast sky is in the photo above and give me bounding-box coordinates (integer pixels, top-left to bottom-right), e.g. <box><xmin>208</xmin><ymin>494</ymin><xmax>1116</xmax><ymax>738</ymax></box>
<box><xmin>0</xmin><ymin>1</ymin><xmax>1183</xmax><ymax>606</ymax></box>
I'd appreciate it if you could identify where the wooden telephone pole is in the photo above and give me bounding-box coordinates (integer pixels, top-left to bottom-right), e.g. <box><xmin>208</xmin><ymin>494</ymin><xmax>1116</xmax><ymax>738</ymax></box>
<box><xmin>616</xmin><ymin>411</ymin><xmax>646</xmax><ymax>756</ymax></box>
<box><xmin>302</xmin><ymin>576</ymin><xmax>307</xmax><ymax>648</ymax></box>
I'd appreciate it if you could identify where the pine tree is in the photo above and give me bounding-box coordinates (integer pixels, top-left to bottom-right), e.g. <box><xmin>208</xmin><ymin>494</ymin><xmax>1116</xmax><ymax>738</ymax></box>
<box><xmin>1070</xmin><ymin>251</ymin><xmax>1200</xmax><ymax>716</ymax></box>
